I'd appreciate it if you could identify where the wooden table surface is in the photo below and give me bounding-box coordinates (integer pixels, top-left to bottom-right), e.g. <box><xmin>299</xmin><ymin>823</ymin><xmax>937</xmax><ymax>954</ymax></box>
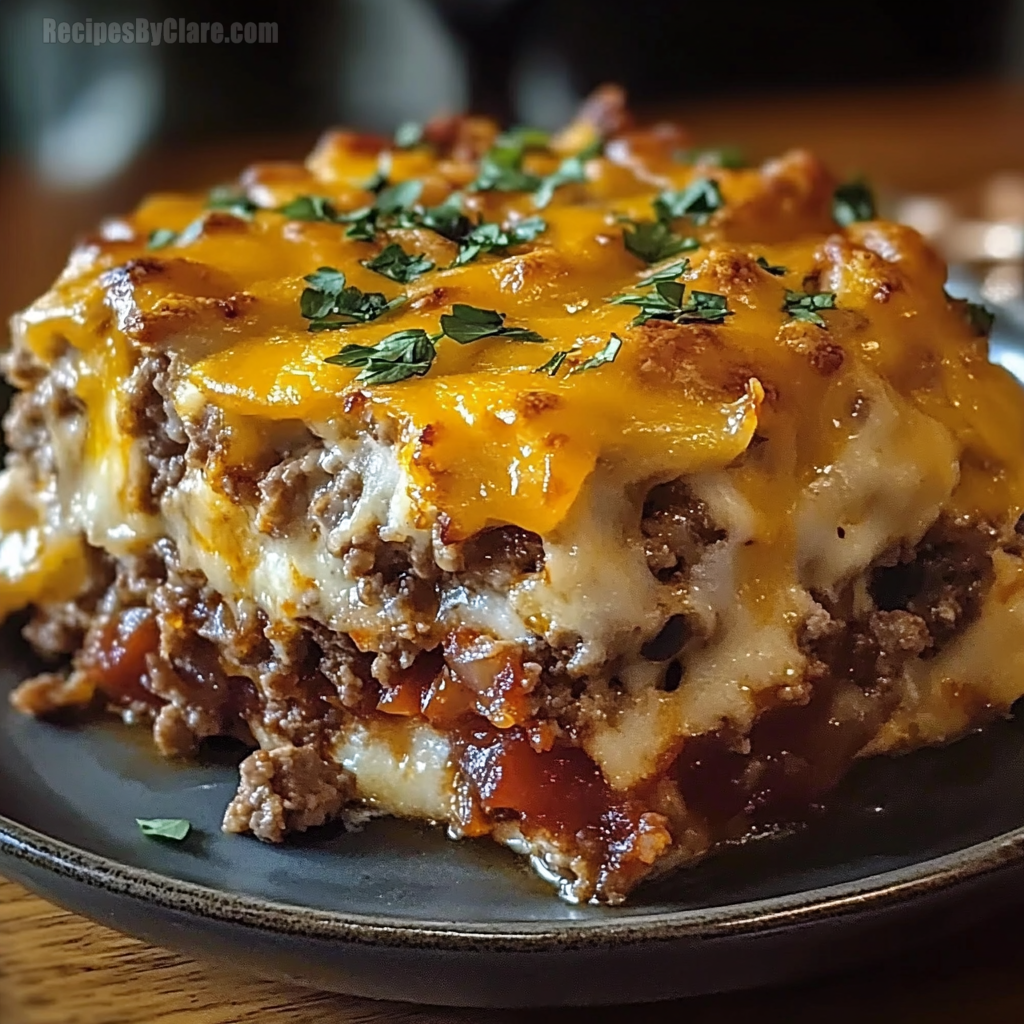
<box><xmin>2</xmin><ymin>78</ymin><xmax>1024</xmax><ymax>1024</ymax></box>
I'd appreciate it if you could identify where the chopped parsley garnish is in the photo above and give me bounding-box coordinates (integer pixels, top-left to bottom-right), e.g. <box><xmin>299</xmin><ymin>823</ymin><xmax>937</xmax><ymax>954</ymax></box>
<box><xmin>610</xmin><ymin>281</ymin><xmax>685</xmax><ymax>322</ymax></box>
<box><xmin>653</xmin><ymin>178</ymin><xmax>723</xmax><ymax>226</ymax></box>
<box><xmin>325</xmin><ymin>329</ymin><xmax>437</xmax><ymax>385</ymax></box>
<box><xmin>472</xmin><ymin>128</ymin><xmax>602</xmax><ymax>204</ymax></box>
<box><xmin>375</xmin><ymin>178</ymin><xmax>423</xmax><ymax>215</ymax></box>
<box><xmin>206</xmin><ymin>187</ymin><xmax>258</xmax><ymax>219</ymax></box>
<box><xmin>276</xmin><ymin>177</ymin><xmax>544</xmax><ymax>264</ymax></box>
<box><xmin>361</xmin><ymin>154</ymin><xmax>393</xmax><ymax>194</ymax></box>
<box><xmin>439</xmin><ymin>304</ymin><xmax>545</xmax><ymax>344</ymax></box>
<box><xmin>451</xmin><ymin>223</ymin><xmax>510</xmax><ymax>267</ymax></box>
<box><xmin>339</xmin><ymin>179</ymin><xmax>424</xmax><ymax>241</ymax></box>
<box><xmin>137</xmin><ymin>818</ymin><xmax>190</xmax><ymax>841</ymax></box>
<box><xmin>299</xmin><ymin>266</ymin><xmax>404</xmax><ymax>331</ymax></box>
<box><xmin>533</xmin><ymin>350</ymin><xmax>570</xmax><ymax>376</ymax></box>
<box><xmin>360</xmin><ymin>243</ymin><xmax>434</xmax><ymax>283</ymax></box>
<box><xmin>471</xmin><ymin>141</ymin><xmax>543</xmax><ymax>193</ymax></box>
<box><xmin>965</xmin><ymin>300</ymin><xmax>996</xmax><ymax>336</ymax></box>
<box><xmin>833</xmin><ymin>180</ymin><xmax>877</xmax><ymax>226</ymax></box>
<box><xmin>533</xmin><ymin>138</ymin><xmax>603</xmax><ymax>209</ymax></box>
<box><xmin>145</xmin><ymin>218</ymin><xmax>206</xmax><ymax>249</ymax></box>
<box><xmin>325</xmin><ymin>304</ymin><xmax>546</xmax><ymax>384</ymax></box>
<box><xmin>677</xmin><ymin>290</ymin><xmax>732</xmax><ymax>323</ymax></box>
<box><xmin>394</xmin><ymin>121</ymin><xmax>424</xmax><ymax>149</ymax></box>
<box><xmin>507</xmin><ymin>215</ymin><xmax>547</xmax><ymax>242</ymax></box>
<box><xmin>675</xmin><ymin>146</ymin><xmax>747</xmax><ymax>169</ymax></box>
<box><xmin>783</xmin><ymin>289</ymin><xmax>837</xmax><ymax>327</ymax></box>
<box><xmin>611</xmin><ymin>273</ymin><xmax>732</xmax><ymax>327</ymax></box>
<box><xmin>621</xmin><ymin>174</ymin><xmax>726</xmax><ymax>263</ymax></box>
<box><xmin>147</xmin><ymin>228</ymin><xmax>179</xmax><ymax>250</ymax></box>
<box><xmin>499</xmin><ymin>126</ymin><xmax>551</xmax><ymax>151</ymax></box>
<box><xmin>622</xmin><ymin>220</ymin><xmax>700</xmax><ymax>264</ymax></box>
<box><xmin>416</xmin><ymin>194</ymin><xmax>474</xmax><ymax>241</ymax></box>
<box><xmin>756</xmin><ymin>256</ymin><xmax>787</xmax><ymax>276</ymax></box>
<box><xmin>637</xmin><ymin>258</ymin><xmax>691</xmax><ymax>287</ymax></box>
<box><xmin>451</xmin><ymin>215</ymin><xmax>547</xmax><ymax>266</ymax></box>
<box><xmin>469</xmin><ymin>128</ymin><xmax>550</xmax><ymax>193</ymax></box>
<box><xmin>340</xmin><ymin>209</ymin><xmax>378</xmax><ymax>241</ymax></box>
<box><xmin>278</xmin><ymin>195</ymin><xmax>339</xmax><ymax>221</ymax></box>
<box><xmin>569</xmin><ymin>333</ymin><xmax>623</xmax><ymax>375</ymax></box>
<box><xmin>532</xmin><ymin>334</ymin><xmax>623</xmax><ymax>377</ymax></box>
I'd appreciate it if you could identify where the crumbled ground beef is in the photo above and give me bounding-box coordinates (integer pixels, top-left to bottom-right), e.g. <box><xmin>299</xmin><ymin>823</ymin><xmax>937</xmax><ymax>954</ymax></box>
<box><xmin>116</xmin><ymin>352</ymin><xmax>188</xmax><ymax>508</ymax></box>
<box><xmin>641</xmin><ymin>479</ymin><xmax>725</xmax><ymax>582</ymax></box>
<box><xmin>303</xmin><ymin>620</ymin><xmax>373</xmax><ymax>709</ymax></box>
<box><xmin>870</xmin><ymin>520</ymin><xmax>995</xmax><ymax>651</ymax></box>
<box><xmin>458</xmin><ymin>526</ymin><xmax>545</xmax><ymax>587</ymax></box>
<box><xmin>222</xmin><ymin>744</ymin><xmax>353</xmax><ymax>842</ymax></box>
<box><xmin>8</xmin><ymin>671</ymin><xmax>96</xmax><ymax>717</ymax></box>
<box><xmin>308</xmin><ymin>448</ymin><xmax>365</xmax><ymax>548</ymax></box>
<box><xmin>801</xmin><ymin>607</ymin><xmax>933</xmax><ymax>695</ymax></box>
<box><xmin>23</xmin><ymin>547</ymin><xmax>115</xmax><ymax>659</ymax></box>
<box><xmin>802</xmin><ymin>519</ymin><xmax>997</xmax><ymax>695</ymax></box>
<box><xmin>1</xmin><ymin>348</ymin><xmax>85</xmax><ymax>488</ymax></box>
<box><xmin>256</xmin><ymin>444</ymin><xmax>328</xmax><ymax>537</ymax></box>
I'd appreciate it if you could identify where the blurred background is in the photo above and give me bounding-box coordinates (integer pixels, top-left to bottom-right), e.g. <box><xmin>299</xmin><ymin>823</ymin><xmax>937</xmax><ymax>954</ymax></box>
<box><xmin>0</xmin><ymin>0</ymin><xmax>1022</xmax><ymax>331</ymax></box>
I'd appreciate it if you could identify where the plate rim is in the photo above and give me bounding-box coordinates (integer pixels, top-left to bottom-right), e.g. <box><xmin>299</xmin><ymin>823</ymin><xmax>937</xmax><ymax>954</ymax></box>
<box><xmin>3</xmin><ymin>810</ymin><xmax>1023</xmax><ymax>951</ymax></box>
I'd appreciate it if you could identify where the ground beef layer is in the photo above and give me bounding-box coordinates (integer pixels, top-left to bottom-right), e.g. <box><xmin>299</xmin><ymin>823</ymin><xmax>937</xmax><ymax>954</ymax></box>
<box><xmin>9</xmin><ymin>511</ymin><xmax>1015</xmax><ymax>904</ymax></box>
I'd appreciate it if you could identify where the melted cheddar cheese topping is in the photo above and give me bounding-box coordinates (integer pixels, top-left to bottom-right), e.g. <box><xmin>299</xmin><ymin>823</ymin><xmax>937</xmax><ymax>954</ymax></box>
<box><xmin>14</xmin><ymin>125</ymin><xmax>1024</xmax><ymax>553</ymax></box>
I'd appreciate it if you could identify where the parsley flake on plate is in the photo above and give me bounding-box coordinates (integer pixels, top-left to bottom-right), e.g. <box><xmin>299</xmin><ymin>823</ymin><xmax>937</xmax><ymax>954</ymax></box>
<box><xmin>137</xmin><ymin>818</ymin><xmax>190</xmax><ymax>841</ymax></box>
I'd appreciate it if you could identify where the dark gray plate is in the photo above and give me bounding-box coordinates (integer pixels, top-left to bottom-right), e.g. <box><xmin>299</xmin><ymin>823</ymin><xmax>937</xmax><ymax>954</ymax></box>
<box><xmin>1</xmin><ymin>278</ymin><xmax>1023</xmax><ymax>1008</ymax></box>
